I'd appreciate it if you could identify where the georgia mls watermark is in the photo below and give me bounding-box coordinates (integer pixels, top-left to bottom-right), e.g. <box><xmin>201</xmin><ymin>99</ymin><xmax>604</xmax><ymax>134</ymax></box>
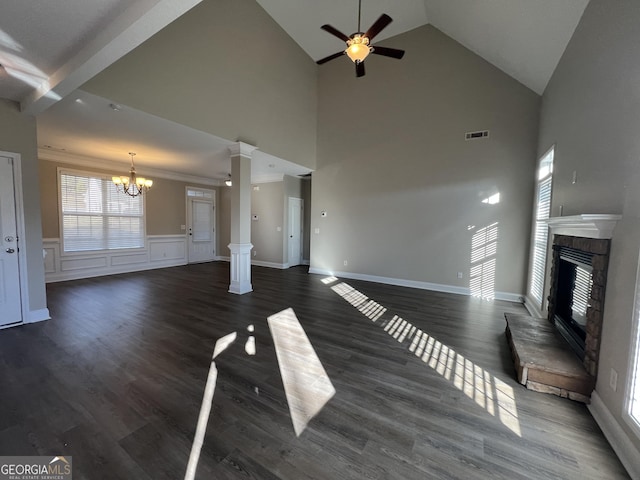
<box><xmin>0</xmin><ymin>456</ymin><xmax>72</xmax><ymax>480</ymax></box>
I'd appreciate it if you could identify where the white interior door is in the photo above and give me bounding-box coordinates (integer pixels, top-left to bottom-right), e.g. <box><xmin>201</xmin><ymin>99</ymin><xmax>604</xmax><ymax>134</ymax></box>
<box><xmin>288</xmin><ymin>197</ymin><xmax>303</xmax><ymax>267</ymax></box>
<box><xmin>0</xmin><ymin>157</ymin><xmax>22</xmax><ymax>326</ymax></box>
<box><xmin>188</xmin><ymin>197</ymin><xmax>215</xmax><ymax>263</ymax></box>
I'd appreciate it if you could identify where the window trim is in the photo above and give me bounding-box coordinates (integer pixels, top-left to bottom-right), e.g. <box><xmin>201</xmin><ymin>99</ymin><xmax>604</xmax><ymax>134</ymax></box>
<box><xmin>623</xmin><ymin>248</ymin><xmax>640</xmax><ymax>440</ymax></box>
<box><xmin>57</xmin><ymin>167</ymin><xmax>147</xmax><ymax>256</ymax></box>
<box><xmin>528</xmin><ymin>145</ymin><xmax>555</xmax><ymax>310</ymax></box>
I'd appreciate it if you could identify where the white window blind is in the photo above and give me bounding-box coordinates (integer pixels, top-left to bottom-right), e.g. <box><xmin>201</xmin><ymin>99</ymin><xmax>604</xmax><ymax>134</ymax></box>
<box><xmin>571</xmin><ymin>265</ymin><xmax>593</xmax><ymax>327</ymax></box>
<box><xmin>529</xmin><ymin>148</ymin><xmax>554</xmax><ymax>306</ymax></box>
<box><xmin>625</xmin><ymin>258</ymin><xmax>640</xmax><ymax>439</ymax></box>
<box><xmin>60</xmin><ymin>171</ymin><xmax>144</xmax><ymax>252</ymax></box>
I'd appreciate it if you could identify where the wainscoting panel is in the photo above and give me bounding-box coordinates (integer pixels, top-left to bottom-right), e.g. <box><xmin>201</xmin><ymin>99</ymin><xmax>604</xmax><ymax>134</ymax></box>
<box><xmin>43</xmin><ymin>235</ymin><xmax>187</xmax><ymax>283</ymax></box>
<box><xmin>43</xmin><ymin>246</ymin><xmax>56</xmax><ymax>274</ymax></box>
<box><xmin>111</xmin><ymin>253</ymin><xmax>149</xmax><ymax>266</ymax></box>
<box><xmin>61</xmin><ymin>256</ymin><xmax>108</xmax><ymax>272</ymax></box>
<box><xmin>149</xmin><ymin>238</ymin><xmax>186</xmax><ymax>262</ymax></box>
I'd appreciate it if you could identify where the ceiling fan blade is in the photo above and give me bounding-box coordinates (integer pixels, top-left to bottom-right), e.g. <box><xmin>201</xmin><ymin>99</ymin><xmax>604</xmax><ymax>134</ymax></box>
<box><xmin>364</xmin><ymin>14</ymin><xmax>392</xmax><ymax>41</ymax></box>
<box><xmin>371</xmin><ymin>46</ymin><xmax>405</xmax><ymax>59</ymax></box>
<box><xmin>317</xmin><ymin>51</ymin><xmax>345</xmax><ymax>65</ymax></box>
<box><xmin>356</xmin><ymin>61</ymin><xmax>365</xmax><ymax>78</ymax></box>
<box><xmin>321</xmin><ymin>24</ymin><xmax>350</xmax><ymax>43</ymax></box>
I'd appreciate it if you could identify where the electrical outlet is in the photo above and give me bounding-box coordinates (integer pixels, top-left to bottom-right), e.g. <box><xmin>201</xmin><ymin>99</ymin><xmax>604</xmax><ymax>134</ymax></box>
<box><xmin>610</xmin><ymin>368</ymin><xmax>618</xmax><ymax>392</ymax></box>
<box><xmin>457</xmin><ymin>272</ymin><xmax>463</xmax><ymax>279</ymax></box>
<box><xmin>343</xmin><ymin>260</ymin><xmax>348</xmax><ymax>266</ymax></box>
<box><xmin>314</xmin><ymin>228</ymin><xmax>320</xmax><ymax>234</ymax></box>
<box><xmin>253</xmin><ymin>250</ymin><xmax>257</xmax><ymax>257</ymax></box>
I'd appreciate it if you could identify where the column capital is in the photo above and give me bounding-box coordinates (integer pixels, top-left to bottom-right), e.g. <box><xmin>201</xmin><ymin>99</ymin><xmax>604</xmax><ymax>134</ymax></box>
<box><xmin>228</xmin><ymin>142</ymin><xmax>257</xmax><ymax>158</ymax></box>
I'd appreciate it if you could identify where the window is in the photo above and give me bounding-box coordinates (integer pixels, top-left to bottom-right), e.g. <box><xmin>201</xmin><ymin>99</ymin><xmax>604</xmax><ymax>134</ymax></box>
<box><xmin>187</xmin><ymin>188</ymin><xmax>213</xmax><ymax>198</ymax></box>
<box><xmin>624</xmin><ymin>256</ymin><xmax>640</xmax><ymax>438</ymax></box>
<box><xmin>59</xmin><ymin>169</ymin><xmax>145</xmax><ymax>252</ymax></box>
<box><xmin>529</xmin><ymin>147</ymin><xmax>554</xmax><ymax>307</ymax></box>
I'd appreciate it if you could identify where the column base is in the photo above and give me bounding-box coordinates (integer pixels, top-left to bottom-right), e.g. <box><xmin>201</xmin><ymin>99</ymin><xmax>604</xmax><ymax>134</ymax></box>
<box><xmin>228</xmin><ymin>243</ymin><xmax>253</xmax><ymax>294</ymax></box>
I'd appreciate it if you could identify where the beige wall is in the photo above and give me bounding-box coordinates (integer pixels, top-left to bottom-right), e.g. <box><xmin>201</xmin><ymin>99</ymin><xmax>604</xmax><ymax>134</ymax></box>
<box><xmin>229</xmin><ymin>176</ymin><xmax>312</xmax><ymax>265</ymax></box>
<box><xmin>302</xmin><ymin>178</ymin><xmax>311</xmax><ymax>261</ymax></box>
<box><xmin>536</xmin><ymin>0</ymin><xmax>640</xmax><ymax>451</ymax></box>
<box><xmin>0</xmin><ymin>99</ymin><xmax>47</xmax><ymax>312</ymax></box>
<box><xmin>82</xmin><ymin>0</ymin><xmax>317</xmax><ymax>169</ymax></box>
<box><xmin>311</xmin><ymin>25</ymin><xmax>540</xmax><ymax>295</ymax></box>
<box><xmin>251</xmin><ymin>181</ymin><xmax>284</xmax><ymax>263</ymax></box>
<box><xmin>39</xmin><ymin>159</ymin><xmax>216</xmax><ymax>238</ymax></box>
<box><xmin>218</xmin><ymin>186</ymin><xmax>231</xmax><ymax>256</ymax></box>
<box><xmin>282</xmin><ymin>175</ymin><xmax>310</xmax><ymax>265</ymax></box>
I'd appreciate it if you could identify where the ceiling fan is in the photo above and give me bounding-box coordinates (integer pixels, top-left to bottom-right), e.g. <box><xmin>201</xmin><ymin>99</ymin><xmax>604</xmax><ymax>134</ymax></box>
<box><xmin>316</xmin><ymin>0</ymin><xmax>405</xmax><ymax>78</ymax></box>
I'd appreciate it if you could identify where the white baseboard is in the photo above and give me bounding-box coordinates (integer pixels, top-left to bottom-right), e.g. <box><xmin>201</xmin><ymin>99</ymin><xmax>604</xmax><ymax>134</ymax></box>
<box><xmin>302</xmin><ymin>259</ymin><xmax>310</xmax><ymax>266</ymax></box>
<box><xmin>251</xmin><ymin>260</ymin><xmax>289</xmax><ymax>269</ymax></box>
<box><xmin>494</xmin><ymin>291</ymin><xmax>525</xmax><ymax>303</ymax></box>
<box><xmin>27</xmin><ymin>308</ymin><xmax>51</xmax><ymax>323</ymax></box>
<box><xmin>215</xmin><ymin>256</ymin><xmax>230</xmax><ymax>262</ymax></box>
<box><xmin>588</xmin><ymin>391</ymin><xmax>640</xmax><ymax>480</ymax></box>
<box><xmin>309</xmin><ymin>267</ymin><xmax>470</xmax><ymax>295</ymax></box>
<box><xmin>523</xmin><ymin>295</ymin><xmax>544</xmax><ymax>318</ymax></box>
<box><xmin>308</xmin><ymin>267</ymin><xmax>523</xmax><ymax>304</ymax></box>
<box><xmin>215</xmin><ymin>256</ymin><xmax>297</xmax><ymax>270</ymax></box>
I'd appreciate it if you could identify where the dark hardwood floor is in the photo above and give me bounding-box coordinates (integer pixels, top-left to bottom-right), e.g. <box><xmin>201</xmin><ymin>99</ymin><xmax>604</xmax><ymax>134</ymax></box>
<box><xmin>0</xmin><ymin>263</ymin><xmax>630</xmax><ymax>479</ymax></box>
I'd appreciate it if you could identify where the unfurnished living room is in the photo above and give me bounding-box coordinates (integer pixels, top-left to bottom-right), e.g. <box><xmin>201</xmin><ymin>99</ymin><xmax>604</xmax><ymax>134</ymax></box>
<box><xmin>1</xmin><ymin>0</ymin><xmax>640</xmax><ymax>479</ymax></box>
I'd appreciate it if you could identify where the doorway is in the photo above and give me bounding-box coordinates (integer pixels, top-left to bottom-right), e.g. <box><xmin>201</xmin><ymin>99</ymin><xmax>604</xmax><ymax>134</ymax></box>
<box><xmin>186</xmin><ymin>188</ymin><xmax>216</xmax><ymax>264</ymax></box>
<box><xmin>0</xmin><ymin>155</ymin><xmax>23</xmax><ymax>326</ymax></box>
<box><xmin>288</xmin><ymin>197</ymin><xmax>303</xmax><ymax>267</ymax></box>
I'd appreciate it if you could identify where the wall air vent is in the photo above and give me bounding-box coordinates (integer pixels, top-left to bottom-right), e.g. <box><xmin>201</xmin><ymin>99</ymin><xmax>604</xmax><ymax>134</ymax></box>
<box><xmin>465</xmin><ymin>130</ymin><xmax>490</xmax><ymax>140</ymax></box>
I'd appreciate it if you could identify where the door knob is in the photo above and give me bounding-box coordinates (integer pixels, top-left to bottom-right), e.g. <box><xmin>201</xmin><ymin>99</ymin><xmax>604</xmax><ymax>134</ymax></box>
<box><xmin>5</xmin><ymin>248</ymin><xmax>15</xmax><ymax>254</ymax></box>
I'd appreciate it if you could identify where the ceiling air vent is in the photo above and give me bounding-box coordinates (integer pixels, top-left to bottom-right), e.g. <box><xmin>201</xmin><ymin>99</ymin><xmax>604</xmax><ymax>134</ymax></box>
<box><xmin>465</xmin><ymin>130</ymin><xmax>490</xmax><ymax>140</ymax></box>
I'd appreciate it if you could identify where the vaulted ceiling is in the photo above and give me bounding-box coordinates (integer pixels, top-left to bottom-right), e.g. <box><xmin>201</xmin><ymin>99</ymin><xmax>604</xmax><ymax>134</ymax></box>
<box><xmin>0</xmin><ymin>0</ymin><xmax>590</xmax><ymax>180</ymax></box>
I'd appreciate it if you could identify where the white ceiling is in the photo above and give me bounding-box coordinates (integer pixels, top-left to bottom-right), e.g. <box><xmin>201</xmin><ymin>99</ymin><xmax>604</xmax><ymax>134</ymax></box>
<box><xmin>0</xmin><ymin>0</ymin><xmax>590</xmax><ymax>181</ymax></box>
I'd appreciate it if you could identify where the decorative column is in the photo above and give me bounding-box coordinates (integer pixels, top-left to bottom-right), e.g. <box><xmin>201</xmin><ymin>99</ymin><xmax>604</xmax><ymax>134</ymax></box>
<box><xmin>228</xmin><ymin>142</ymin><xmax>256</xmax><ymax>294</ymax></box>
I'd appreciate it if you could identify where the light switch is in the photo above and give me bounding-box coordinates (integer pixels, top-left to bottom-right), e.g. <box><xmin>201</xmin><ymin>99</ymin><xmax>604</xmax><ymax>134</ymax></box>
<box><xmin>314</xmin><ymin>228</ymin><xmax>320</xmax><ymax>234</ymax></box>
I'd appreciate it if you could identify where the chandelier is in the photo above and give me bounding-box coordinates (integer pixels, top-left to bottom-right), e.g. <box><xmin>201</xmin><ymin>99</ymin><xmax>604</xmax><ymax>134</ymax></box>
<box><xmin>112</xmin><ymin>152</ymin><xmax>153</xmax><ymax>197</ymax></box>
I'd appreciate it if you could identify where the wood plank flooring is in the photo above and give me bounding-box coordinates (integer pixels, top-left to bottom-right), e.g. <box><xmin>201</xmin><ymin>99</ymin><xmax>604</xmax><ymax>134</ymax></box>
<box><xmin>0</xmin><ymin>263</ymin><xmax>630</xmax><ymax>479</ymax></box>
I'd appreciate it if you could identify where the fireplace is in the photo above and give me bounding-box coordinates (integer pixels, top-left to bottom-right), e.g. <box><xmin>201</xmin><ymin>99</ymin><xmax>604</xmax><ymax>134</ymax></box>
<box><xmin>545</xmin><ymin>214</ymin><xmax>619</xmax><ymax>378</ymax></box>
<box><xmin>552</xmin><ymin>246</ymin><xmax>594</xmax><ymax>360</ymax></box>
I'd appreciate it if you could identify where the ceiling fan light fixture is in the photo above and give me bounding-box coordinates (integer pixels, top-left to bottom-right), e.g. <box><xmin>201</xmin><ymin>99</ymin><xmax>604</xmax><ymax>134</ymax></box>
<box><xmin>345</xmin><ymin>35</ymin><xmax>371</xmax><ymax>63</ymax></box>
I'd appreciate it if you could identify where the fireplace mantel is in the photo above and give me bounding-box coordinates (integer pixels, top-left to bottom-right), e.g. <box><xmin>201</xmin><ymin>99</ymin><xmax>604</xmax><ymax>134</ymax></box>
<box><xmin>545</xmin><ymin>214</ymin><xmax>621</xmax><ymax>239</ymax></box>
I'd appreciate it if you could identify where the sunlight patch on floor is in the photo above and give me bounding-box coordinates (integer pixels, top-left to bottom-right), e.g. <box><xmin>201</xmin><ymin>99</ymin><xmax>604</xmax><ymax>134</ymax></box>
<box><xmin>268</xmin><ymin>308</ymin><xmax>336</xmax><ymax>437</ymax></box>
<box><xmin>184</xmin><ymin>331</ymin><xmax>237</xmax><ymax>480</ymax></box>
<box><xmin>329</xmin><ymin>281</ymin><xmax>522</xmax><ymax>437</ymax></box>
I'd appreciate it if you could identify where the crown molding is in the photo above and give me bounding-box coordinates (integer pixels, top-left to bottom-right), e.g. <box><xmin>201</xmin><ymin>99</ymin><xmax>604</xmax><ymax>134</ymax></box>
<box><xmin>38</xmin><ymin>148</ymin><xmax>221</xmax><ymax>186</ymax></box>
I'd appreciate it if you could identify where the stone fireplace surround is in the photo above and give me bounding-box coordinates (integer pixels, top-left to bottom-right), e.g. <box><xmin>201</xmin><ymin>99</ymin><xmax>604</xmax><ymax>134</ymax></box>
<box><xmin>505</xmin><ymin>215</ymin><xmax>621</xmax><ymax>403</ymax></box>
<box><xmin>547</xmin><ymin>215</ymin><xmax>620</xmax><ymax>378</ymax></box>
<box><xmin>548</xmin><ymin>235</ymin><xmax>609</xmax><ymax>376</ymax></box>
